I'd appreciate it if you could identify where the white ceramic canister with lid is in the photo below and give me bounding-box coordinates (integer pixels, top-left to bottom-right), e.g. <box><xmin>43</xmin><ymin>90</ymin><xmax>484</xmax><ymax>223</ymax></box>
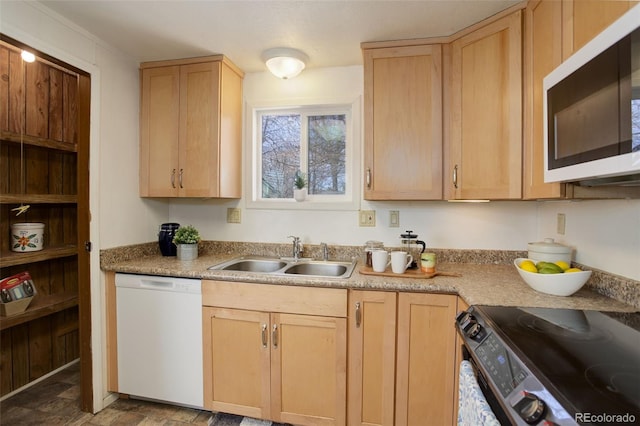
<box><xmin>527</xmin><ymin>238</ymin><xmax>572</xmax><ymax>263</ymax></box>
<box><xmin>11</xmin><ymin>222</ymin><xmax>45</xmax><ymax>252</ymax></box>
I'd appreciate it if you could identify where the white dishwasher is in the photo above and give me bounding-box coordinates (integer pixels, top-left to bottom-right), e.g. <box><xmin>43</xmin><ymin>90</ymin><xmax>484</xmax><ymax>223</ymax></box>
<box><xmin>115</xmin><ymin>273</ymin><xmax>203</xmax><ymax>408</ymax></box>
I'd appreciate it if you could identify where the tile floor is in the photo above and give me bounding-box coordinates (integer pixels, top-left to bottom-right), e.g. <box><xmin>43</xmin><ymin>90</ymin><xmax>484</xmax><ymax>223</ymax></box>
<box><xmin>0</xmin><ymin>362</ymin><xmax>212</xmax><ymax>425</ymax></box>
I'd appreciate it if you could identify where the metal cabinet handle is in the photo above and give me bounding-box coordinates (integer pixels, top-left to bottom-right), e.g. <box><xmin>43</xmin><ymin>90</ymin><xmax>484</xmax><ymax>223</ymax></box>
<box><xmin>179</xmin><ymin>169</ymin><xmax>184</xmax><ymax>189</ymax></box>
<box><xmin>355</xmin><ymin>302</ymin><xmax>361</xmax><ymax>328</ymax></box>
<box><xmin>261</xmin><ymin>323</ymin><xmax>268</xmax><ymax>348</ymax></box>
<box><xmin>171</xmin><ymin>169</ymin><xmax>176</xmax><ymax>188</ymax></box>
<box><xmin>453</xmin><ymin>164</ymin><xmax>458</xmax><ymax>189</ymax></box>
<box><xmin>366</xmin><ymin>168</ymin><xmax>372</xmax><ymax>189</ymax></box>
<box><xmin>272</xmin><ymin>323</ymin><xmax>278</xmax><ymax>349</ymax></box>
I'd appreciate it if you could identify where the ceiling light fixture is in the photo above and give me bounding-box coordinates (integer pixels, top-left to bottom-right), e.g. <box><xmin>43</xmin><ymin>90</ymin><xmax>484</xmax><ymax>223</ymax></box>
<box><xmin>262</xmin><ymin>47</ymin><xmax>308</xmax><ymax>79</ymax></box>
<box><xmin>21</xmin><ymin>50</ymin><xmax>35</xmax><ymax>63</ymax></box>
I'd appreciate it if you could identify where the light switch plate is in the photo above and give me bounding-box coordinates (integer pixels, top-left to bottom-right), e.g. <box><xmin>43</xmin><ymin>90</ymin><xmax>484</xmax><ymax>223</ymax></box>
<box><xmin>227</xmin><ymin>208</ymin><xmax>242</xmax><ymax>224</ymax></box>
<box><xmin>557</xmin><ymin>213</ymin><xmax>565</xmax><ymax>235</ymax></box>
<box><xmin>389</xmin><ymin>210</ymin><xmax>400</xmax><ymax>227</ymax></box>
<box><xmin>359</xmin><ymin>210</ymin><xmax>376</xmax><ymax>227</ymax></box>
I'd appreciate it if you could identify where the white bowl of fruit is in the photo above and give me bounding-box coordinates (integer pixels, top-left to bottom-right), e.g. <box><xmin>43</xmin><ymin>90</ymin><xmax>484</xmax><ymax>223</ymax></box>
<box><xmin>514</xmin><ymin>258</ymin><xmax>592</xmax><ymax>297</ymax></box>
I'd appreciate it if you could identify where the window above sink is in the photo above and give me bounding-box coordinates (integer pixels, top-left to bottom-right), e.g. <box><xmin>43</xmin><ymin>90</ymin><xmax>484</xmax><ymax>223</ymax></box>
<box><xmin>245</xmin><ymin>97</ymin><xmax>362</xmax><ymax>211</ymax></box>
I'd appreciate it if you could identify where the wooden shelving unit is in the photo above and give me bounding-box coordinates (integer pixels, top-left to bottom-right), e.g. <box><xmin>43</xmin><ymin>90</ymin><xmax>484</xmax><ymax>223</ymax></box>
<box><xmin>1</xmin><ymin>36</ymin><xmax>91</xmax><ymax>409</ymax></box>
<box><xmin>0</xmin><ymin>245</ymin><xmax>78</xmax><ymax>268</ymax></box>
<box><xmin>0</xmin><ymin>292</ymin><xmax>78</xmax><ymax>331</ymax></box>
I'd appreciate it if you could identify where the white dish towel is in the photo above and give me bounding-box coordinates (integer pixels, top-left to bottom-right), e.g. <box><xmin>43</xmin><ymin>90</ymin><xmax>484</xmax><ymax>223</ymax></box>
<box><xmin>458</xmin><ymin>360</ymin><xmax>502</xmax><ymax>426</ymax></box>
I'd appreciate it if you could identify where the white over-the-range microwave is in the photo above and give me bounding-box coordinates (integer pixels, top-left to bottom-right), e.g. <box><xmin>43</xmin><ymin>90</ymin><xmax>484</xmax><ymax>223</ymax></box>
<box><xmin>544</xmin><ymin>4</ymin><xmax>640</xmax><ymax>186</ymax></box>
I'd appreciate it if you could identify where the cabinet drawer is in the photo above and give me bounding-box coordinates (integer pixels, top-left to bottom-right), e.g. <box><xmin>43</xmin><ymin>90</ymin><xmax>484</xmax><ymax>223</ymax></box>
<box><xmin>202</xmin><ymin>280</ymin><xmax>347</xmax><ymax>317</ymax></box>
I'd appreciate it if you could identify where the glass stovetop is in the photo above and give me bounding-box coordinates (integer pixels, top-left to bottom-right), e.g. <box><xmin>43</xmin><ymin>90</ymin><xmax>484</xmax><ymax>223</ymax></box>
<box><xmin>476</xmin><ymin>306</ymin><xmax>640</xmax><ymax>420</ymax></box>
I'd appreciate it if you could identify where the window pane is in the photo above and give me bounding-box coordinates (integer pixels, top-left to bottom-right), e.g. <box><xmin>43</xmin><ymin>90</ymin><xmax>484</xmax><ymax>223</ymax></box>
<box><xmin>308</xmin><ymin>114</ymin><xmax>346</xmax><ymax>195</ymax></box>
<box><xmin>261</xmin><ymin>114</ymin><xmax>300</xmax><ymax>198</ymax></box>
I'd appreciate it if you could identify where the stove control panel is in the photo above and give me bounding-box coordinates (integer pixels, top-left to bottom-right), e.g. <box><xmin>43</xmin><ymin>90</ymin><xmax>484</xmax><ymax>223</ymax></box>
<box><xmin>456</xmin><ymin>306</ymin><xmax>579</xmax><ymax>426</ymax></box>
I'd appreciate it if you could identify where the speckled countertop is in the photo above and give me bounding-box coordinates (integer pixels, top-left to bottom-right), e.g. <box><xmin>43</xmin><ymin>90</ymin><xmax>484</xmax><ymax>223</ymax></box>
<box><xmin>101</xmin><ymin>241</ymin><xmax>640</xmax><ymax>313</ymax></box>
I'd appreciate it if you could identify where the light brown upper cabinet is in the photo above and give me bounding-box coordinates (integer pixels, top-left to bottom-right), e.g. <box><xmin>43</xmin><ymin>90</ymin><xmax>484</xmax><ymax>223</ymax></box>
<box><xmin>523</xmin><ymin>0</ymin><xmax>636</xmax><ymax>199</ymax></box>
<box><xmin>362</xmin><ymin>44</ymin><xmax>443</xmax><ymax>200</ymax></box>
<box><xmin>139</xmin><ymin>56</ymin><xmax>243</xmax><ymax>198</ymax></box>
<box><xmin>523</xmin><ymin>0</ymin><xmax>565</xmax><ymax>199</ymax></box>
<box><xmin>447</xmin><ymin>11</ymin><xmax>523</xmax><ymax>200</ymax></box>
<box><xmin>563</xmin><ymin>0</ymin><xmax>637</xmax><ymax>58</ymax></box>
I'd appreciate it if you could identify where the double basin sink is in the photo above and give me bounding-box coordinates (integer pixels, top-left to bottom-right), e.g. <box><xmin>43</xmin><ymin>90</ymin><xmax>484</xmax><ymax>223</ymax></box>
<box><xmin>209</xmin><ymin>256</ymin><xmax>357</xmax><ymax>279</ymax></box>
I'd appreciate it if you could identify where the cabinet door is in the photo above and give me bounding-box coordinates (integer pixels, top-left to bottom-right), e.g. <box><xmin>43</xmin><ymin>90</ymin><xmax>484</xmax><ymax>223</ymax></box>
<box><xmin>348</xmin><ymin>291</ymin><xmax>397</xmax><ymax>426</ymax></box>
<box><xmin>139</xmin><ymin>66</ymin><xmax>180</xmax><ymax>197</ymax></box>
<box><xmin>523</xmin><ymin>0</ymin><xmax>566</xmax><ymax>199</ymax></box>
<box><xmin>178</xmin><ymin>61</ymin><xmax>221</xmax><ymax>197</ymax></box>
<box><xmin>363</xmin><ymin>44</ymin><xmax>443</xmax><ymax>200</ymax></box>
<box><xmin>271</xmin><ymin>313</ymin><xmax>347</xmax><ymax>426</ymax></box>
<box><xmin>449</xmin><ymin>11</ymin><xmax>522</xmax><ymax>200</ymax></box>
<box><xmin>395</xmin><ymin>293</ymin><xmax>457</xmax><ymax>426</ymax></box>
<box><xmin>563</xmin><ymin>0</ymin><xmax>636</xmax><ymax>58</ymax></box>
<box><xmin>203</xmin><ymin>307</ymin><xmax>271</xmax><ymax>419</ymax></box>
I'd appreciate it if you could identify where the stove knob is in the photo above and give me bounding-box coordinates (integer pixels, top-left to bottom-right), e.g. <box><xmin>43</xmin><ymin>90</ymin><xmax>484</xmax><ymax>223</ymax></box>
<box><xmin>462</xmin><ymin>318</ymin><xmax>482</xmax><ymax>338</ymax></box>
<box><xmin>455</xmin><ymin>311</ymin><xmax>470</xmax><ymax>323</ymax></box>
<box><xmin>513</xmin><ymin>392</ymin><xmax>546</xmax><ymax>424</ymax></box>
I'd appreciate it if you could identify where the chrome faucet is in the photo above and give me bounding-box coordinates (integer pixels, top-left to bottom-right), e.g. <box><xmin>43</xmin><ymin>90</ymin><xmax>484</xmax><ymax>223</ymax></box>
<box><xmin>321</xmin><ymin>242</ymin><xmax>329</xmax><ymax>261</ymax></box>
<box><xmin>288</xmin><ymin>235</ymin><xmax>303</xmax><ymax>261</ymax></box>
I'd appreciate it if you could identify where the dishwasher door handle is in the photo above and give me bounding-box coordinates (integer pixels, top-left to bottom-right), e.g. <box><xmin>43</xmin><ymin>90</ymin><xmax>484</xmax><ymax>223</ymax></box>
<box><xmin>140</xmin><ymin>279</ymin><xmax>176</xmax><ymax>290</ymax></box>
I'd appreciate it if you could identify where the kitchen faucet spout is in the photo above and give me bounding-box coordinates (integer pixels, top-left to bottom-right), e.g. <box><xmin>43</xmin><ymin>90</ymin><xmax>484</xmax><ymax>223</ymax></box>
<box><xmin>321</xmin><ymin>242</ymin><xmax>329</xmax><ymax>261</ymax></box>
<box><xmin>287</xmin><ymin>235</ymin><xmax>303</xmax><ymax>261</ymax></box>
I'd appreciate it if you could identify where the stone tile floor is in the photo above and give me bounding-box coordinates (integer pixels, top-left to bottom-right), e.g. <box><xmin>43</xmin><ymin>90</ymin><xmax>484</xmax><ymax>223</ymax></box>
<box><xmin>0</xmin><ymin>362</ymin><xmax>211</xmax><ymax>425</ymax></box>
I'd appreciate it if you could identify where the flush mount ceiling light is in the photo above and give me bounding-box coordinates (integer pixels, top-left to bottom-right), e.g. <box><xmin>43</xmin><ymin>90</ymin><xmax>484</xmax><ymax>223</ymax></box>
<box><xmin>21</xmin><ymin>50</ymin><xmax>35</xmax><ymax>63</ymax></box>
<box><xmin>262</xmin><ymin>47</ymin><xmax>309</xmax><ymax>79</ymax></box>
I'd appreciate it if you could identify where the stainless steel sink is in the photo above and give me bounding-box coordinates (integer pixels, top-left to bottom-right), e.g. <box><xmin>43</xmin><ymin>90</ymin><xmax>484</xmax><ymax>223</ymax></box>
<box><xmin>209</xmin><ymin>256</ymin><xmax>356</xmax><ymax>279</ymax></box>
<box><xmin>283</xmin><ymin>261</ymin><xmax>351</xmax><ymax>278</ymax></box>
<box><xmin>210</xmin><ymin>257</ymin><xmax>288</xmax><ymax>273</ymax></box>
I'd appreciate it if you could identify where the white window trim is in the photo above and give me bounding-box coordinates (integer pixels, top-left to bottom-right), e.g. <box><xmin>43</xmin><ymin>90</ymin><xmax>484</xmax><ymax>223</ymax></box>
<box><xmin>244</xmin><ymin>96</ymin><xmax>362</xmax><ymax>211</ymax></box>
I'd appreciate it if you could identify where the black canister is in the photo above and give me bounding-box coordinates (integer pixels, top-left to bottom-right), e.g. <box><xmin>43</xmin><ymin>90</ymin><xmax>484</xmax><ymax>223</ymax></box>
<box><xmin>158</xmin><ymin>223</ymin><xmax>180</xmax><ymax>256</ymax></box>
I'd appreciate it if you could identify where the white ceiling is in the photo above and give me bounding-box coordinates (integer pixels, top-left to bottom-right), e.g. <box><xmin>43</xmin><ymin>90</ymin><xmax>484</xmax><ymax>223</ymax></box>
<box><xmin>38</xmin><ymin>0</ymin><xmax>520</xmax><ymax>73</ymax></box>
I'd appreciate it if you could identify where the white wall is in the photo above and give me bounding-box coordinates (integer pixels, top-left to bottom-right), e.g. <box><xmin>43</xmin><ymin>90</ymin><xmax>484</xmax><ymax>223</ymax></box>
<box><xmin>537</xmin><ymin>199</ymin><xmax>640</xmax><ymax>280</ymax></box>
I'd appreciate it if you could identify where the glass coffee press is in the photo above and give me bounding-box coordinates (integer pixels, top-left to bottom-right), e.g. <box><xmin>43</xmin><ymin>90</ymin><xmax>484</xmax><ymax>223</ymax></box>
<box><xmin>400</xmin><ymin>231</ymin><xmax>425</xmax><ymax>269</ymax></box>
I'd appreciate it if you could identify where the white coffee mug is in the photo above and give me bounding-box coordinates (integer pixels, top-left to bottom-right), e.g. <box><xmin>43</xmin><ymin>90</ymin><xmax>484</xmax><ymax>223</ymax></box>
<box><xmin>371</xmin><ymin>250</ymin><xmax>390</xmax><ymax>272</ymax></box>
<box><xmin>391</xmin><ymin>251</ymin><xmax>413</xmax><ymax>274</ymax></box>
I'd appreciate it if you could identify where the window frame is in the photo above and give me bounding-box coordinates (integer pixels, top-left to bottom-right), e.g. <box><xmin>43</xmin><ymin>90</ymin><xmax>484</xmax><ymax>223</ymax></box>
<box><xmin>245</xmin><ymin>97</ymin><xmax>361</xmax><ymax>211</ymax></box>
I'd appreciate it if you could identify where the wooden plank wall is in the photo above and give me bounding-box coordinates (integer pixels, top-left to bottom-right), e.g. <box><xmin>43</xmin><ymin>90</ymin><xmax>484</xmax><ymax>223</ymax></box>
<box><xmin>0</xmin><ymin>41</ymin><xmax>80</xmax><ymax>397</ymax></box>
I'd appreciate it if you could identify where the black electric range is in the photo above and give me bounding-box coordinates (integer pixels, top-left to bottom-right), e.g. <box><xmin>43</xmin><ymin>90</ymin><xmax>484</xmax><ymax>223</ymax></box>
<box><xmin>456</xmin><ymin>305</ymin><xmax>640</xmax><ymax>425</ymax></box>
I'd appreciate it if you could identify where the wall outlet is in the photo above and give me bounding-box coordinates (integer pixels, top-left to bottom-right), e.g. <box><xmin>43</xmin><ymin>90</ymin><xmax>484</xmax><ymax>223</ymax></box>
<box><xmin>389</xmin><ymin>210</ymin><xmax>400</xmax><ymax>227</ymax></box>
<box><xmin>359</xmin><ymin>210</ymin><xmax>376</xmax><ymax>227</ymax></box>
<box><xmin>557</xmin><ymin>213</ymin><xmax>566</xmax><ymax>235</ymax></box>
<box><xmin>227</xmin><ymin>208</ymin><xmax>242</xmax><ymax>224</ymax></box>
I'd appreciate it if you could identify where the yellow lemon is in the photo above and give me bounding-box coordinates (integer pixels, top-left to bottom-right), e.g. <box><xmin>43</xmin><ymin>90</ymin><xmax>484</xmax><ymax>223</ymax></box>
<box><xmin>554</xmin><ymin>260</ymin><xmax>570</xmax><ymax>271</ymax></box>
<box><xmin>520</xmin><ymin>261</ymin><xmax>538</xmax><ymax>273</ymax></box>
<box><xmin>565</xmin><ymin>267</ymin><xmax>582</xmax><ymax>273</ymax></box>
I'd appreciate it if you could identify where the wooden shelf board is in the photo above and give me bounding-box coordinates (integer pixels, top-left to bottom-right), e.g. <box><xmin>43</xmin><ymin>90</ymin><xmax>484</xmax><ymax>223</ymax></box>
<box><xmin>0</xmin><ymin>245</ymin><xmax>78</xmax><ymax>268</ymax></box>
<box><xmin>0</xmin><ymin>194</ymin><xmax>77</xmax><ymax>204</ymax></box>
<box><xmin>1</xmin><ymin>131</ymin><xmax>77</xmax><ymax>153</ymax></box>
<box><xmin>0</xmin><ymin>293</ymin><xmax>78</xmax><ymax>331</ymax></box>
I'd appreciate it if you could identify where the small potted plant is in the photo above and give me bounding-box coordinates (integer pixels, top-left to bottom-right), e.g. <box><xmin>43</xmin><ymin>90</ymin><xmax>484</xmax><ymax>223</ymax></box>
<box><xmin>172</xmin><ymin>225</ymin><xmax>201</xmax><ymax>260</ymax></box>
<box><xmin>293</xmin><ymin>171</ymin><xmax>307</xmax><ymax>202</ymax></box>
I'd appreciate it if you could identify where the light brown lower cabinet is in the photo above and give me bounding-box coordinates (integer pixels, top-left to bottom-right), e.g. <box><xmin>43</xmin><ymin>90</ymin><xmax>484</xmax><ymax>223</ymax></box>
<box><xmin>348</xmin><ymin>290</ymin><xmax>459</xmax><ymax>426</ymax></box>
<box><xmin>202</xmin><ymin>281</ymin><xmax>347</xmax><ymax>426</ymax></box>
